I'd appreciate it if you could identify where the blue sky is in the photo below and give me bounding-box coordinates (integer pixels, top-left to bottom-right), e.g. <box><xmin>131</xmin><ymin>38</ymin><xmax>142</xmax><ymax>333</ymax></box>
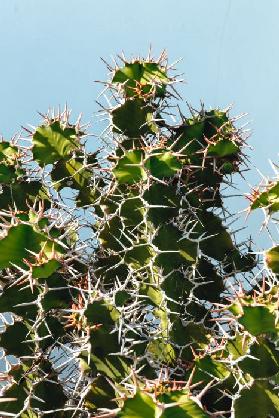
<box><xmin>0</xmin><ymin>0</ymin><xmax>278</xmax><ymax>246</ymax></box>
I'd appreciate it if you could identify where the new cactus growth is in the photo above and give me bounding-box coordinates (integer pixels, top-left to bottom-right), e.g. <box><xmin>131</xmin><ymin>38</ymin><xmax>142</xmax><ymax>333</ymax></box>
<box><xmin>0</xmin><ymin>52</ymin><xmax>278</xmax><ymax>417</ymax></box>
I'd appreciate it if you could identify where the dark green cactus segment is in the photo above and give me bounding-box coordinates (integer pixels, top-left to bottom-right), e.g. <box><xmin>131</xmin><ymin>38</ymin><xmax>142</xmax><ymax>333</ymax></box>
<box><xmin>239</xmin><ymin>339</ymin><xmax>279</xmax><ymax>378</ymax></box>
<box><xmin>0</xmin><ymin>141</ymin><xmax>19</xmax><ymax>160</ymax></box>
<box><xmin>201</xmin><ymin>376</ymin><xmax>235</xmax><ymax>414</ymax></box>
<box><xmin>197</xmin><ymin>212</ymin><xmax>234</xmax><ymax>261</ymax></box>
<box><xmin>32</xmin><ymin>120</ymin><xmax>81</xmax><ymax>166</ymax></box>
<box><xmin>41</xmin><ymin>274</ymin><xmax>72</xmax><ymax>310</ymax></box>
<box><xmin>158</xmin><ymin>391</ymin><xmax>210</xmax><ymax>418</ymax></box>
<box><xmin>154</xmin><ymin>224</ymin><xmax>197</xmax><ymax>260</ymax></box>
<box><xmin>172</xmin><ymin>109</ymin><xmax>242</xmax><ymax>194</ymax></box>
<box><xmin>124</xmin><ymin>244</ymin><xmax>155</xmax><ymax>268</ymax></box>
<box><xmin>1</xmin><ymin>321</ymin><xmax>34</xmax><ymax>356</ymax></box>
<box><xmin>173</xmin><ymin>110</ymin><xmax>236</xmax><ymax>152</ymax></box>
<box><xmin>171</xmin><ymin>118</ymin><xmax>205</xmax><ymax>154</ymax></box>
<box><xmin>76</xmin><ymin>185</ymin><xmax>99</xmax><ymax>207</ymax></box>
<box><xmin>238</xmin><ymin>306</ymin><xmax>277</xmax><ymax>336</ymax></box>
<box><xmin>0</xmin><ymin>222</ymin><xmax>65</xmax><ymax>271</ymax></box>
<box><xmin>0</xmin><ymin>283</ymin><xmax>39</xmax><ymax>318</ymax></box>
<box><xmin>112</xmin><ymin>150</ymin><xmax>147</xmax><ymax>184</ymax></box>
<box><xmin>207</xmin><ymin>137</ymin><xmax>239</xmax><ymax>157</ymax></box>
<box><xmin>84</xmin><ymin>303</ymin><xmax>128</xmax><ymax>379</ymax></box>
<box><xmin>84</xmin><ymin>55</ymin><xmax>257</xmax><ymax>416</ymax></box>
<box><xmin>32</xmin><ymin>259</ymin><xmax>61</xmax><ymax>279</ymax></box>
<box><xmin>0</xmin><ymin>165</ymin><xmax>17</xmax><ymax>184</ymax></box>
<box><xmin>82</xmin><ymin>325</ymin><xmax>132</xmax><ymax>380</ymax></box>
<box><xmin>31</xmin><ymin>117</ymin><xmax>99</xmax><ymax>207</ymax></box>
<box><xmin>114</xmin><ymin>290</ymin><xmax>130</xmax><ymax>307</ymax></box>
<box><xmin>0</xmin><ymin>224</ymin><xmax>47</xmax><ymax>270</ymax></box>
<box><xmin>250</xmin><ymin>180</ymin><xmax>279</xmax><ymax>213</ymax></box>
<box><xmin>196</xmin><ymin>355</ymin><xmax>230</xmax><ymax>381</ymax></box>
<box><xmin>223</xmin><ymin>248</ymin><xmax>256</xmax><ymax>274</ymax></box>
<box><xmin>148</xmin><ymin>339</ymin><xmax>176</xmax><ymax>364</ymax></box>
<box><xmin>98</xmin><ymin>216</ymin><xmax>131</xmax><ymax>251</ymax></box>
<box><xmin>120</xmin><ymin>196</ymin><xmax>145</xmax><ymax>226</ymax></box>
<box><xmin>154</xmin><ymin>224</ymin><xmax>197</xmax><ymax>272</ymax></box>
<box><xmin>0</xmin><ymin>201</ymin><xmax>72</xmax><ymax>417</ymax></box>
<box><xmin>1</xmin><ymin>361</ymin><xmax>67</xmax><ymax>416</ymax></box>
<box><xmin>94</xmin><ymin>253</ymin><xmax>129</xmax><ymax>285</ymax></box>
<box><xmin>161</xmin><ymin>272</ymin><xmax>193</xmax><ymax>313</ymax></box>
<box><xmin>265</xmin><ymin>245</ymin><xmax>279</xmax><ymax>273</ymax></box>
<box><xmin>224</xmin><ymin>333</ymin><xmax>250</xmax><ymax>361</ymax></box>
<box><xmin>85</xmin><ymin>300</ymin><xmax>119</xmax><ymax>326</ymax></box>
<box><xmin>203</xmin><ymin>109</ymin><xmax>231</xmax><ymax>137</ymax></box>
<box><xmin>112</xmin><ymin>99</ymin><xmax>157</xmax><ymax>137</ymax></box>
<box><xmin>89</xmin><ymin>350</ymin><xmax>131</xmax><ymax>381</ymax></box>
<box><xmin>93</xmin><ymin>185</ymin><xmax>124</xmax><ymax>217</ymax></box>
<box><xmin>143</xmin><ymin>183</ymin><xmax>180</xmax><ymax>225</ymax></box>
<box><xmin>0</xmin><ymin>381</ymin><xmax>28</xmax><ymax>414</ymax></box>
<box><xmin>0</xmin><ymin>181</ymin><xmax>50</xmax><ymax>211</ymax></box>
<box><xmin>112</xmin><ymin>61</ymin><xmax>169</xmax><ymax>99</ymax></box>
<box><xmin>37</xmin><ymin>316</ymin><xmax>66</xmax><ymax>349</ymax></box>
<box><xmin>84</xmin><ymin>302</ymin><xmax>127</xmax><ymax>375</ymax></box>
<box><xmin>31</xmin><ymin>380</ymin><xmax>67</xmax><ymax>410</ymax></box>
<box><xmin>193</xmin><ymin>258</ymin><xmax>224</xmax><ymax>302</ymax></box>
<box><xmin>117</xmin><ymin>391</ymin><xmax>156</xmax><ymax>418</ymax></box>
<box><xmin>234</xmin><ymin>381</ymin><xmax>279</xmax><ymax>418</ymax></box>
<box><xmin>84</xmin><ymin>376</ymin><xmax>117</xmax><ymax>409</ymax></box>
<box><xmin>51</xmin><ymin>157</ymin><xmax>93</xmax><ymax>191</ymax></box>
<box><xmin>118</xmin><ymin>390</ymin><xmax>209</xmax><ymax>418</ymax></box>
<box><xmin>170</xmin><ymin>320</ymin><xmax>209</xmax><ymax>348</ymax></box>
<box><xmin>0</xmin><ymin>142</ymin><xmax>21</xmax><ymax>184</ymax></box>
<box><xmin>145</xmin><ymin>149</ymin><xmax>182</xmax><ymax>178</ymax></box>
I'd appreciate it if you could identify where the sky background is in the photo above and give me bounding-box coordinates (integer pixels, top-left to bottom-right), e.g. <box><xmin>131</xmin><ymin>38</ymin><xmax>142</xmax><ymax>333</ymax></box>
<box><xmin>0</xmin><ymin>0</ymin><xmax>278</xmax><ymax>248</ymax></box>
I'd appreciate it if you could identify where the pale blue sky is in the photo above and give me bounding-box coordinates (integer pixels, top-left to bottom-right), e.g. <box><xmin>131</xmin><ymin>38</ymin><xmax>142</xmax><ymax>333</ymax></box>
<box><xmin>0</xmin><ymin>0</ymin><xmax>278</xmax><ymax>245</ymax></box>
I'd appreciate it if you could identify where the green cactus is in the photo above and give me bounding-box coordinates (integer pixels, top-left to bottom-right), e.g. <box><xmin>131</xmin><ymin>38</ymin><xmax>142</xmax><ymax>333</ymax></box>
<box><xmin>0</xmin><ymin>52</ymin><xmax>278</xmax><ymax>417</ymax></box>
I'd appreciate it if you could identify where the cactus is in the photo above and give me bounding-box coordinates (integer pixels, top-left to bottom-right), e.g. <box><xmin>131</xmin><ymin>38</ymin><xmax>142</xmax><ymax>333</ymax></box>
<box><xmin>0</xmin><ymin>51</ymin><xmax>278</xmax><ymax>417</ymax></box>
